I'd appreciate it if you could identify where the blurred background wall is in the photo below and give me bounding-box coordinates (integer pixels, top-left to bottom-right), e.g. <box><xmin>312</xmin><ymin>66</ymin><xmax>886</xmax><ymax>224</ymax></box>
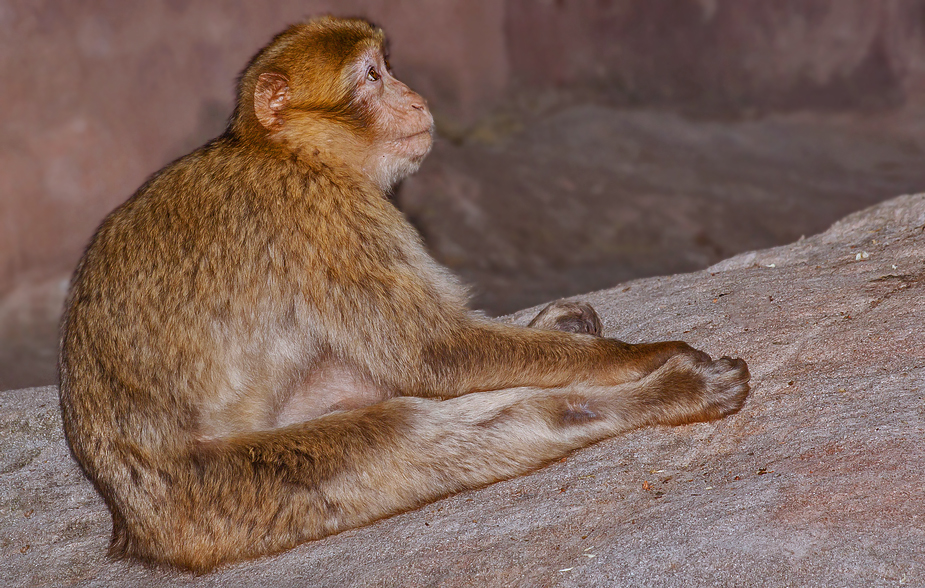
<box><xmin>2</xmin><ymin>0</ymin><xmax>925</xmax><ymax>389</ymax></box>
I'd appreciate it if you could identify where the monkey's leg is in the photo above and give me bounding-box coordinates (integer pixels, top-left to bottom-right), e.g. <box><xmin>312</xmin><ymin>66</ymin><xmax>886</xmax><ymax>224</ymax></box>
<box><xmin>528</xmin><ymin>300</ymin><xmax>603</xmax><ymax>336</ymax></box>
<box><xmin>140</xmin><ymin>353</ymin><xmax>747</xmax><ymax>572</ymax></box>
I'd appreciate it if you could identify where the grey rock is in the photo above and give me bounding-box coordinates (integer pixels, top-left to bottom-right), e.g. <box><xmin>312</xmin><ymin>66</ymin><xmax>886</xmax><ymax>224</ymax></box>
<box><xmin>3</xmin><ymin>194</ymin><xmax>924</xmax><ymax>587</ymax></box>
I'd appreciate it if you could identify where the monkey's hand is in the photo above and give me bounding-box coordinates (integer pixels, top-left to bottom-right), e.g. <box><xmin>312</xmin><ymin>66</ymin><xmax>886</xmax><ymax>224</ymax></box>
<box><xmin>528</xmin><ymin>300</ymin><xmax>604</xmax><ymax>336</ymax></box>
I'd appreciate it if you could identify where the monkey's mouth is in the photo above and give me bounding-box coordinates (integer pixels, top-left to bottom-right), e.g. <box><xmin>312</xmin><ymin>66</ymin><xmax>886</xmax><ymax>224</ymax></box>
<box><xmin>390</xmin><ymin>129</ymin><xmax>434</xmax><ymax>153</ymax></box>
<box><xmin>401</xmin><ymin>128</ymin><xmax>433</xmax><ymax>141</ymax></box>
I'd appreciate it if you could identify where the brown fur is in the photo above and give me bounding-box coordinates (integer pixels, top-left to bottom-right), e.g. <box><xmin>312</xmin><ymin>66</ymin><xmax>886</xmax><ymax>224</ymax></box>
<box><xmin>58</xmin><ymin>16</ymin><xmax>749</xmax><ymax>573</ymax></box>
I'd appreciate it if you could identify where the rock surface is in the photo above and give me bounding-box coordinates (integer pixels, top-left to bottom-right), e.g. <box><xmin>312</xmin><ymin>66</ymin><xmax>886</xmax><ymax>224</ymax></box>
<box><xmin>2</xmin><ymin>194</ymin><xmax>924</xmax><ymax>587</ymax></box>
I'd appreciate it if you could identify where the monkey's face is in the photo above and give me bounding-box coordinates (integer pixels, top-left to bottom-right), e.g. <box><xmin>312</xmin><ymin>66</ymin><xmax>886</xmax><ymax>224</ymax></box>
<box><xmin>248</xmin><ymin>27</ymin><xmax>433</xmax><ymax>193</ymax></box>
<box><xmin>351</xmin><ymin>47</ymin><xmax>434</xmax><ymax>190</ymax></box>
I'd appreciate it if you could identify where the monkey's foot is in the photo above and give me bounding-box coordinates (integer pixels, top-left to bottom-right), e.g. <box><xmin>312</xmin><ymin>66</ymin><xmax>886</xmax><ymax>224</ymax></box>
<box><xmin>644</xmin><ymin>354</ymin><xmax>750</xmax><ymax>426</ymax></box>
<box><xmin>696</xmin><ymin>355</ymin><xmax>750</xmax><ymax>418</ymax></box>
<box><xmin>528</xmin><ymin>300</ymin><xmax>603</xmax><ymax>336</ymax></box>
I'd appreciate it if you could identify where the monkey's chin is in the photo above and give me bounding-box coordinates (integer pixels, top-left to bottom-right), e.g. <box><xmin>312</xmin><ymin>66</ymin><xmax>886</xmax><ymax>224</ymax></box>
<box><xmin>364</xmin><ymin>152</ymin><xmax>422</xmax><ymax>193</ymax></box>
<box><xmin>364</xmin><ymin>129</ymin><xmax>432</xmax><ymax>191</ymax></box>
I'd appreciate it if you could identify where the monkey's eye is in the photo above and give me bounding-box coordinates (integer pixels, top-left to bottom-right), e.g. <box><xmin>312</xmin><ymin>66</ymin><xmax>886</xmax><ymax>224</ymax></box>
<box><xmin>366</xmin><ymin>67</ymin><xmax>381</xmax><ymax>82</ymax></box>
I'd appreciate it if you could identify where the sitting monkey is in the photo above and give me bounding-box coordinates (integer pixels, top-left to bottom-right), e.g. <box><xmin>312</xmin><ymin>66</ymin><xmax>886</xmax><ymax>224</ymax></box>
<box><xmin>59</xmin><ymin>17</ymin><xmax>749</xmax><ymax>572</ymax></box>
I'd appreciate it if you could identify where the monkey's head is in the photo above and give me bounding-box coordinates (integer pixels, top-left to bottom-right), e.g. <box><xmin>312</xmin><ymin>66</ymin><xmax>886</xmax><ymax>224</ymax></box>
<box><xmin>232</xmin><ymin>17</ymin><xmax>434</xmax><ymax>191</ymax></box>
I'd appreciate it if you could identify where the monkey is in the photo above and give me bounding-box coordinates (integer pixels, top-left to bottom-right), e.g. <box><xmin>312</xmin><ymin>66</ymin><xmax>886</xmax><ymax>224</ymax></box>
<box><xmin>58</xmin><ymin>17</ymin><xmax>749</xmax><ymax>573</ymax></box>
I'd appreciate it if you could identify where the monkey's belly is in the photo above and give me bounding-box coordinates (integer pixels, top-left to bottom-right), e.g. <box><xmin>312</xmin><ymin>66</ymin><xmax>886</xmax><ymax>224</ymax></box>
<box><xmin>273</xmin><ymin>364</ymin><xmax>393</xmax><ymax>428</ymax></box>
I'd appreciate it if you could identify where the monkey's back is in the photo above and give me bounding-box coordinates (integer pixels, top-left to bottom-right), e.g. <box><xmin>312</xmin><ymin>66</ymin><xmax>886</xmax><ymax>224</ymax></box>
<box><xmin>60</xmin><ymin>138</ymin><xmax>318</xmax><ymax>460</ymax></box>
<box><xmin>58</xmin><ymin>133</ymin><xmax>466</xmax><ymax>475</ymax></box>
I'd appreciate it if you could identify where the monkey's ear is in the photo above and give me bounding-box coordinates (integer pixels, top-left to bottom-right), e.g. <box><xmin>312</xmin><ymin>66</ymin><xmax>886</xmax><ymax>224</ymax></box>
<box><xmin>254</xmin><ymin>72</ymin><xmax>291</xmax><ymax>129</ymax></box>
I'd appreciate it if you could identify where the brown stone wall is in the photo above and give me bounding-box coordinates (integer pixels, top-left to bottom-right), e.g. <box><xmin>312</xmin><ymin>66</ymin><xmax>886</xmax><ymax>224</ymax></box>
<box><xmin>0</xmin><ymin>0</ymin><xmax>506</xmax><ymax>295</ymax></box>
<box><xmin>6</xmin><ymin>0</ymin><xmax>925</xmax><ymax>299</ymax></box>
<box><xmin>5</xmin><ymin>0</ymin><xmax>925</xmax><ymax>296</ymax></box>
<box><xmin>505</xmin><ymin>0</ymin><xmax>925</xmax><ymax>114</ymax></box>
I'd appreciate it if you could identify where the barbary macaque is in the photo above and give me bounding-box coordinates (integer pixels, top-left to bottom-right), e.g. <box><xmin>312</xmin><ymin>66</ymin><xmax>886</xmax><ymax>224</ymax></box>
<box><xmin>59</xmin><ymin>17</ymin><xmax>749</xmax><ymax>572</ymax></box>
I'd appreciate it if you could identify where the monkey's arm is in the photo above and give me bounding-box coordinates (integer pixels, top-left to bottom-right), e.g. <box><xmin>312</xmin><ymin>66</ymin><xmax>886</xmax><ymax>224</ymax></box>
<box><xmin>408</xmin><ymin>319</ymin><xmax>710</xmax><ymax>398</ymax></box>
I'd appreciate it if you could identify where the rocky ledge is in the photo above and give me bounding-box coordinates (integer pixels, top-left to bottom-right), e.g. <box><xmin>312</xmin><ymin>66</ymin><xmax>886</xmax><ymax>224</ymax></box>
<box><xmin>2</xmin><ymin>194</ymin><xmax>923</xmax><ymax>587</ymax></box>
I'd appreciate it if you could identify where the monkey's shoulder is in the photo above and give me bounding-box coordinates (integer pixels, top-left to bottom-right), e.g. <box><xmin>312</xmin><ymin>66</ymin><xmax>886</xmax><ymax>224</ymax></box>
<box><xmin>115</xmin><ymin>135</ymin><xmax>383</xmax><ymax>227</ymax></box>
<box><xmin>78</xmin><ymin>133</ymin><xmax>412</xmax><ymax>290</ymax></box>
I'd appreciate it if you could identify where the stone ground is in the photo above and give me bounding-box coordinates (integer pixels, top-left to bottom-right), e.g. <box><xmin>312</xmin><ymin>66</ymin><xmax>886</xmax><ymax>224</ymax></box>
<box><xmin>2</xmin><ymin>194</ymin><xmax>923</xmax><ymax>587</ymax></box>
<box><xmin>2</xmin><ymin>102</ymin><xmax>925</xmax><ymax>390</ymax></box>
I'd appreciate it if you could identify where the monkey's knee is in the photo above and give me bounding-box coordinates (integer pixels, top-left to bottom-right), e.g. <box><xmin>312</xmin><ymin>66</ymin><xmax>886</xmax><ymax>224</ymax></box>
<box><xmin>528</xmin><ymin>300</ymin><xmax>603</xmax><ymax>336</ymax></box>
